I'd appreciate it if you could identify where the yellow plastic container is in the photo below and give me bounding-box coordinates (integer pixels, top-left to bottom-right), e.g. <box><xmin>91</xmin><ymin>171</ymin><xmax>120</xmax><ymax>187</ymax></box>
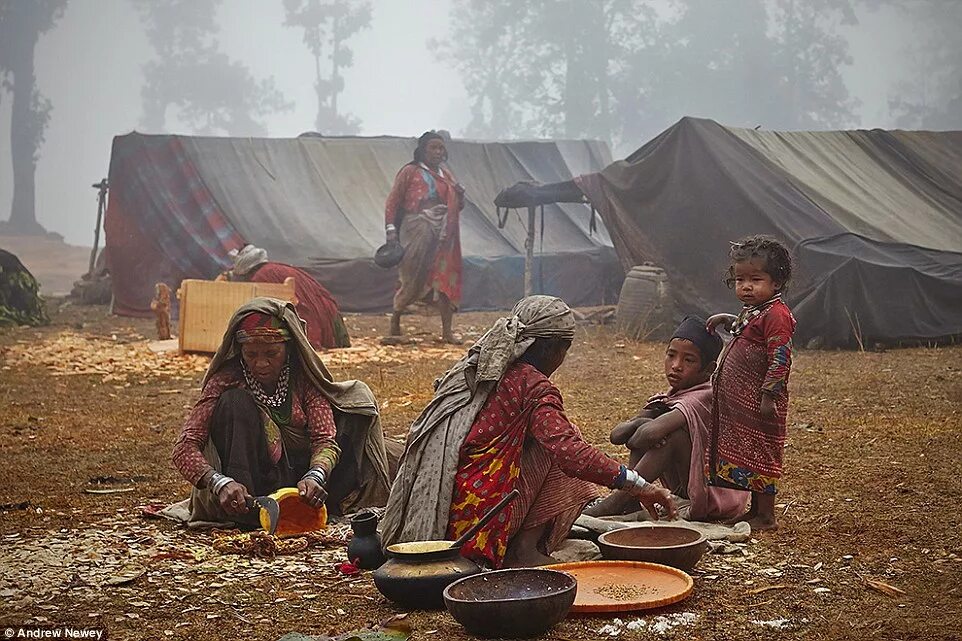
<box><xmin>259</xmin><ymin>487</ymin><xmax>328</xmax><ymax>538</ymax></box>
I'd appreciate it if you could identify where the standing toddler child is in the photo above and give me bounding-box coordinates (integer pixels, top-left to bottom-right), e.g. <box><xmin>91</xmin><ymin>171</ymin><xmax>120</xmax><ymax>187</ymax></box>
<box><xmin>707</xmin><ymin>235</ymin><xmax>796</xmax><ymax>531</ymax></box>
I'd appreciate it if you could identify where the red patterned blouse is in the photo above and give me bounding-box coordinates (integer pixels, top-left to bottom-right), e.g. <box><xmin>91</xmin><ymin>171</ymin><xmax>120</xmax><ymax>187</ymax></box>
<box><xmin>171</xmin><ymin>362</ymin><xmax>338</xmax><ymax>486</ymax></box>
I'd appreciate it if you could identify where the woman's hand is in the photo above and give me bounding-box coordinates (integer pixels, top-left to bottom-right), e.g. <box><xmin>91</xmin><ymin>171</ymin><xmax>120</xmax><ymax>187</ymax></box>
<box><xmin>706</xmin><ymin>313</ymin><xmax>737</xmax><ymax>334</ymax></box>
<box><xmin>625</xmin><ymin>483</ymin><xmax>677</xmax><ymax>521</ymax></box>
<box><xmin>218</xmin><ymin>481</ymin><xmax>251</xmax><ymax>515</ymax></box>
<box><xmin>759</xmin><ymin>393</ymin><xmax>776</xmax><ymax>419</ymax></box>
<box><xmin>298</xmin><ymin>477</ymin><xmax>328</xmax><ymax>508</ymax></box>
<box><xmin>386</xmin><ymin>228</ymin><xmax>398</xmax><ymax>244</ymax></box>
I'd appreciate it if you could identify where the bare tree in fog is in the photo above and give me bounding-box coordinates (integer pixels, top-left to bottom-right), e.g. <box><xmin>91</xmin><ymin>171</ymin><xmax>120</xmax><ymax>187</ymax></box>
<box><xmin>768</xmin><ymin>0</ymin><xmax>859</xmax><ymax>129</ymax></box>
<box><xmin>0</xmin><ymin>0</ymin><xmax>67</xmax><ymax>236</ymax></box>
<box><xmin>133</xmin><ymin>0</ymin><xmax>292</xmax><ymax>136</ymax></box>
<box><xmin>439</xmin><ymin>0</ymin><xmax>661</xmax><ymax>144</ymax></box>
<box><xmin>283</xmin><ymin>0</ymin><xmax>371</xmax><ymax>135</ymax></box>
<box><xmin>889</xmin><ymin>1</ymin><xmax>962</xmax><ymax>130</ymax></box>
<box><xmin>441</xmin><ymin>0</ymin><xmax>866</xmax><ymax>148</ymax></box>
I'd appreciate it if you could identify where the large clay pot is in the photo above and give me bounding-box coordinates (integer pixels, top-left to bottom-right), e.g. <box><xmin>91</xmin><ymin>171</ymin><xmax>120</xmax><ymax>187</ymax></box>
<box><xmin>372</xmin><ymin>541</ymin><xmax>482</xmax><ymax>610</ymax></box>
<box><xmin>346</xmin><ymin>512</ymin><xmax>386</xmax><ymax>570</ymax></box>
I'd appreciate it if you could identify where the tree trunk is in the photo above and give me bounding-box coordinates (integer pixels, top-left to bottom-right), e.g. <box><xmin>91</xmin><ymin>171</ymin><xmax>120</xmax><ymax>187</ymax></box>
<box><xmin>331</xmin><ymin>14</ymin><xmax>340</xmax><ymax>120</ymax></box>
<box><xmin>313</xmin><ymin>47</ymin><xmax>324</xmax><ymax>132</ymax></box>
<box><xmin>6</xmin><ymin>63</ymin><xmax>44</xmax><ymax>236</ymax></box>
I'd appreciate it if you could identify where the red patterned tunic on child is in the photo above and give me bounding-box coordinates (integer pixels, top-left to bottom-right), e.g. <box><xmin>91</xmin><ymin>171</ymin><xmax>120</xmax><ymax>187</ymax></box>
<box><xmin>710</xmin><ymin>298</ymin><xmax>796</xmax><ymax>494</ymax></box>
<box><xmin>446</xmin><ymin>361</ymin><xmax>622</xmax><ymax>567</ymax></box>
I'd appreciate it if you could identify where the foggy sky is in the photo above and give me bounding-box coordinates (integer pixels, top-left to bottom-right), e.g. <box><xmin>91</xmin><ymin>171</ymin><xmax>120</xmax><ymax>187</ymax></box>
<box><xmin>0</xmin><ymin>0</ymin><xmax>924</xmax><ymax>247</ymax></box>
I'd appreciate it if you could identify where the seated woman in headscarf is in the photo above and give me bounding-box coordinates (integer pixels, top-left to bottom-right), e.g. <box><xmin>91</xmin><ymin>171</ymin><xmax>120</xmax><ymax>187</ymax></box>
<box><xmin>381</xmin><ymin>296</ymin><xmax>675</xmax><ymax>568</ymax></box>
<box><xmin>226</xmin><ymin>244</ymin><xmax>351</xmax><ymax>350</ymax></box>
<box><xmin>171</xmin><ymin>298</ymin><xmax>391</xmax><ymax>527</ymax></box>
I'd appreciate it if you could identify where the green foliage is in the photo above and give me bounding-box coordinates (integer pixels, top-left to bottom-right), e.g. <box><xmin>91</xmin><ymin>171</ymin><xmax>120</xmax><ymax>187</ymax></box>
<box><xmin>0</xmin><ymin>261</ymin><xmax>48</xmax><ymax>327</ymax></box>
<box><xmin>133</xmin><ymin>0</ymin><xmax>292</xmax><ymax>136</ymax></box>
<box><xmin>283</xmin><ymin>0</ymin><xmax>372</xmax><ymax>135</ymax></box>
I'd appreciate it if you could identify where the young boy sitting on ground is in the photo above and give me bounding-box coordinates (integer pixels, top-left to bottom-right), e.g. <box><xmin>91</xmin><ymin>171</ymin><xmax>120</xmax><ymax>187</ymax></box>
<box><xmin>584</xmin><ymin>316</ymin><xmax>748</xmax><ymax>520</ymax></box>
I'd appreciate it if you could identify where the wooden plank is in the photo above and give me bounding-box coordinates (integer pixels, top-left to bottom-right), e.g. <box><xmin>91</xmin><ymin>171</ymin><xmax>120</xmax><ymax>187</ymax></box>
<box><xmin>177</xmin><ymin>279</ymin><xmax>296</xmax><ymax>353</ymax></box>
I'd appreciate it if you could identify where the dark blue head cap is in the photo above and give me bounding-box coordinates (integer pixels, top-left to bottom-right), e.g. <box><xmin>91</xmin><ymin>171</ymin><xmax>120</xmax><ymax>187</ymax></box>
<box><xmin>670</xmin><ymin>315</ymin><xmax>722</xmax><ymax>365</ymax></box>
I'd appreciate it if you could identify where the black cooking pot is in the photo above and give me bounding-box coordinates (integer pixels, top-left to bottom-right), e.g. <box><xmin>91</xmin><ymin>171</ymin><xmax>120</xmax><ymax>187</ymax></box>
<box><xmin>372</xmin><ymin>489</ymin><xmax>520</xmax><ymax>609</ymax></box>
<box><xmin>373</xmin><ymin>540</ymin><xmax>481</xmax><ymax>609</ymax></box>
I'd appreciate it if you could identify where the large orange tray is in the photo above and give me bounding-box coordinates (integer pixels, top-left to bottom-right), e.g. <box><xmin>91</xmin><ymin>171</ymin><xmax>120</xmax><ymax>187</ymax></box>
<box><xmin>550</xmin><ymin>561</ymin><xmax>693</xmax><ymax>613</ymax></box>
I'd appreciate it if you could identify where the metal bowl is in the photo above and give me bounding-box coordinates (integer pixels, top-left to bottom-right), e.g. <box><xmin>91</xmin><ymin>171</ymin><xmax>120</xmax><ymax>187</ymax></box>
<box><xmin>597</xmin><ymin>525</ymin><xmax>708</xmax><ymax>571</ymax></box>
<box><xmin>443</xmin><ymin>568</ymin><xmax>577</xmax><ymax>639</ymax></box>
<box><xmin>374</xmin><ymin>241</ymin><xmax>404</xmax><ymax>268</ymax></box>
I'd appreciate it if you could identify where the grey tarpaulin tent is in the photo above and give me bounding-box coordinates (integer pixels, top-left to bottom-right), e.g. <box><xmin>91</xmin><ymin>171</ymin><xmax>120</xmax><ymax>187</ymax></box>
<box><xmin>104</xmin><ymin>133</ymin><xmax>622</xmax><ymax>316</ymax></box>
<box><xmin>572</xmin><ymin>117</ymin><xmax>962</xmax><ymax>346</ymax></box>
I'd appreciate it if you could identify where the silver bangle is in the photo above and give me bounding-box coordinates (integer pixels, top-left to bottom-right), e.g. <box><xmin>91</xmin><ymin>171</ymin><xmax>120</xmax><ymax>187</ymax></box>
<box><xmin>209</xmin><ymin>472</ymin><xmax>234</xmax><ymax>496</ymax></box>
<box><xmin>625</xmin><ymin>468</ymin><xmax>649</xmax><ymax>491</ymax></box>
<box><xmin>385</xmin><ymin>224</ymin><xmax>396</xmax><ymax>232</ymax></box>
<box><xmin>302</xmin><ymin>468</ymin><xmax>326</xmax><ymax>486</ymax></box>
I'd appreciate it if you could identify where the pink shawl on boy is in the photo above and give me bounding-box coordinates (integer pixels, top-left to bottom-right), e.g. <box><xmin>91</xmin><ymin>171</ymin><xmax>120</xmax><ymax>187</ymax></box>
<box><xmin>652</xmin><ymin>382</ymin><xmax>748</xmax><ymax>521</ymax></box>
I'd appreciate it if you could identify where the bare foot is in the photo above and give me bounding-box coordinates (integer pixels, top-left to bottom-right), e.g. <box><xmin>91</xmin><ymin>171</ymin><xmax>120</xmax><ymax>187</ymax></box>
<box><xmin>438</xmin><ymin>334</ymin><xmax>464</xmax><ymax>345</ymax></box>
<box><xmin>502</xmin><ymin>550</ymin><xmax>557</xmax><ymax>568</ymax></box>
<box><xmin>583</xmin><ymin>491</ymin><xmax>638</xmax><ymax>517</ymax></box>
<box><xmin>746</xmin><ymin>515</ymin><xmax>779</xmax><ymax>532</ymax></box>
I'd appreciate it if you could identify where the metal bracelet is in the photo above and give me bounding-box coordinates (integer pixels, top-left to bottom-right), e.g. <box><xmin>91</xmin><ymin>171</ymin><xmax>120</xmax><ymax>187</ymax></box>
<box><xmin>209</xmin><ymin>472</ymin><xmax>234</xmax><ymax>496</ymax></box>
<box><xmin>301</xmin><ymin>468</ymin><xmax>326</xmax><ymax>487</ymax></box>
<box><xmin>385</xmin><ymin>224</ymin><xmax>396</xmax><ymax>232</ymax></box>
<box><xmin>625</xmin><ymin>468</ymin><xmax>649</xmax><ymax>492</ymax></box>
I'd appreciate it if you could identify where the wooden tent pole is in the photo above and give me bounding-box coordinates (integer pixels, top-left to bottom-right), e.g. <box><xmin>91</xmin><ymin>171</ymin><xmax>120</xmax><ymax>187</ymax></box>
<box><xmin>88</xmin><ymin>179</ymin><xmax>108</xmax><ymax>275</ymax></box>
<box><xmin>524</xmin><ymin>206</ymin><xmax>536</xmax><ymax>296</ymax></box>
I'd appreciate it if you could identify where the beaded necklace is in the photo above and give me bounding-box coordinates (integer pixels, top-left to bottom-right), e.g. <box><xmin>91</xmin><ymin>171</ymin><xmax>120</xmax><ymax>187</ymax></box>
<box><xmin>731</xmin><ymin>294</ymin><xmax>782</xmax><ymax>337</ymax></box>
<box><xmin>242</xmin><ymin>359</ymin><xmax>290</xmax><ymax>409</ymax></box>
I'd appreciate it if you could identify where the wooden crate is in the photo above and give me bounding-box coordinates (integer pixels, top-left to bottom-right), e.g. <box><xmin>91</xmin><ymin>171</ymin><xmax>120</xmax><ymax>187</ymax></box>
<box><xmin>177</xmin><ymin>278</ymin><xmax>296</xmax><ymax>353</ymax></box>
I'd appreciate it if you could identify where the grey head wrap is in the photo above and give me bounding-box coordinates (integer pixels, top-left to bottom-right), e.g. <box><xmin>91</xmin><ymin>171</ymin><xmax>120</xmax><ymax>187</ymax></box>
<box><xmin>474</xmin><ymin>295</ymin><xmax>576</xmax><ymax>383</ymax></box>
<box><xmin>230</xmin><ymin>244</ymin><xmax>269</xmax><ymax>276</ymax></box>
<box><xmin>381</xmin><ymin>295</ymin><xmax>577</xmax><ymax>546</ymax></box>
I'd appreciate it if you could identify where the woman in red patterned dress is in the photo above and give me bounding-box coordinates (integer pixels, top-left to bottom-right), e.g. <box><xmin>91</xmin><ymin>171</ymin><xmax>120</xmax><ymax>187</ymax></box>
<box><xmin>707</xmin><ymin>235</ymin><xmax>796</xmax><ymax>532</ymax></box>
<box><xmin>384</xmin><ymin>131</ymin><xmax>464</xmax><ymax>343</ymax></box>
<box><xmin>382</xmin><ymin>296</ymin><xmax>676</xmax><ymax>568</ymax></box>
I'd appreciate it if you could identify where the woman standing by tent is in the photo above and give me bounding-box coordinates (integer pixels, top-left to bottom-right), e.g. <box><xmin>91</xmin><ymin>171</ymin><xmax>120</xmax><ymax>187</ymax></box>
<box><xmin>383</xmin><ymin>131</ymin><xmax>464</xmax><ymax>343</ymax></box>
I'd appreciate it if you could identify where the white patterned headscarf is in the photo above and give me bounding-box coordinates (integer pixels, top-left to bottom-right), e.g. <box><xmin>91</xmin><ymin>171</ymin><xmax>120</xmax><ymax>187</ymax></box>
<box><xmin>230</xmin><ymin>244</ymin><xmax>269</xmax><ymax>276</ymax></box>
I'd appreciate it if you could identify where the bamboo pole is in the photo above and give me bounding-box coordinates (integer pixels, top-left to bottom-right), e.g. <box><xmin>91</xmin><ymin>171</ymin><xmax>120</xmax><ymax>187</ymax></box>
<box><xmin>524</xmin><ymin>206</ymin><xmax>536</xmax><ymax>296</ymax></box>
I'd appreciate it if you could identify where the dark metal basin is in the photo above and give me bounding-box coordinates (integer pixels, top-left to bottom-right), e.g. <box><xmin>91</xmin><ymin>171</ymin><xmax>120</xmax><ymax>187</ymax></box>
<box><xmin>443</xmin><ymin>568</ymin><xmax>577</xmax><ymax>639</ymax></box>
<box><xmin>597</xmin><ymin>525</ymin><xmax>708</xmax><ymax>571</ymax></box>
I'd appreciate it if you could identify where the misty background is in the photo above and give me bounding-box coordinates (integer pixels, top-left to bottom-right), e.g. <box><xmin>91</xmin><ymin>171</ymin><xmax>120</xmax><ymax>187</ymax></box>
<box><xmin>0</xmin><ymin>0</ymin><xmax>959</xmax><ymax>247</ymax></box>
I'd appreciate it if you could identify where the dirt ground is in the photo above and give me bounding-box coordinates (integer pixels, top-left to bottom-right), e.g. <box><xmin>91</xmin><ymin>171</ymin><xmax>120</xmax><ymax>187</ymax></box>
<box><xmin>1</xmin><ymin>301</ymin><xmax>960</xmax><ymax>641</ymax></box>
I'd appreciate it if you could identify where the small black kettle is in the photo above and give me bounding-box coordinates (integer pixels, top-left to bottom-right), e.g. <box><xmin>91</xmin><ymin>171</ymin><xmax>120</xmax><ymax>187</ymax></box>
<box><xmin>347</xmin><ymin>511</ymin><xmax>386</xmax><ymax>570</ymax></box>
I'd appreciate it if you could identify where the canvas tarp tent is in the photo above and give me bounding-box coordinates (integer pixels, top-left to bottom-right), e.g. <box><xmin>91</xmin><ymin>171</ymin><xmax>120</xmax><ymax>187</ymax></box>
<box><xmin>104</xmin><ymin>133</ymin><xmax>620</xmax><ymax>317</ymax></box>
<box><xmin>576</xmin><ymin>117</ymin><xmax>962</xmax><ymax>346</ymax></box>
